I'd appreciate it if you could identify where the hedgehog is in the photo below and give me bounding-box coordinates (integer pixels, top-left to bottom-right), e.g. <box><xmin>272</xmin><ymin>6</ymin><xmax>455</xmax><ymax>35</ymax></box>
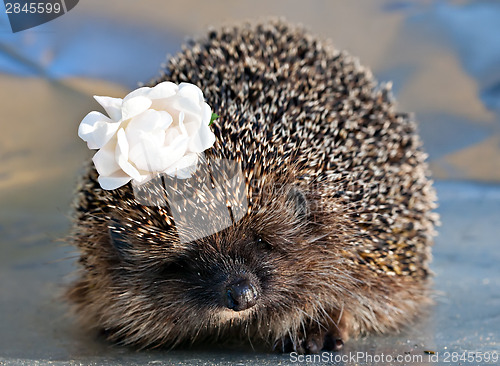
<box><xmin>67</xmin><ymin>21</ymin><xmax>438</xmax><ymax>354</ymax></box>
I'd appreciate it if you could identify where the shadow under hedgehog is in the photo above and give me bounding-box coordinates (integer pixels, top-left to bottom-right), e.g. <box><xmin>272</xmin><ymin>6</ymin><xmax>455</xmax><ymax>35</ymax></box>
<box><xmin>67</xmin><ymin>20</ymin><xmax>438</xmax><ymax>354</ymax></box>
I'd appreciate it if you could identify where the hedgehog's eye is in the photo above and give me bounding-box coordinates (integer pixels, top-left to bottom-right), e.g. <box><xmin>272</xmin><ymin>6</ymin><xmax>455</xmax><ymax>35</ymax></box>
<box><xmin>254</xmin><ymin>235</ymin><xmax>273</xmax><ymax>251</ymax></box>
<box><xmin>159</xmin><ymin>258</ymin><xmax>189</xmax><ymax>276</ymax></box>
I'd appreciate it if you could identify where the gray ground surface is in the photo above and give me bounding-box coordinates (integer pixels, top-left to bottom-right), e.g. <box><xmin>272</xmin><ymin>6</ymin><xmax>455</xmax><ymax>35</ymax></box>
<box><xmin>1</xmin><ymin>181</ymin><xmax>499</xmax><ymax>366</ymax></box>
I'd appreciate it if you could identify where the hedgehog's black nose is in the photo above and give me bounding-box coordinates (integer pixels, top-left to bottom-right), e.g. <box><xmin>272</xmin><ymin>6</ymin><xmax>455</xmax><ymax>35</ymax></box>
<box><xmin>224</xmin><ymin>278</ymin><xmax>259</xmax><ymax>311</ymax></box>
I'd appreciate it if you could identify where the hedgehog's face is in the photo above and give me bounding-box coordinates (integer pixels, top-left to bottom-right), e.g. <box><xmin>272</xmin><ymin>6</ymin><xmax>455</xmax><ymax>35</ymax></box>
<box><xmin>99</xmin><ymin>183</ymin><xmax>341</xmax><ymax>345</ymax></box>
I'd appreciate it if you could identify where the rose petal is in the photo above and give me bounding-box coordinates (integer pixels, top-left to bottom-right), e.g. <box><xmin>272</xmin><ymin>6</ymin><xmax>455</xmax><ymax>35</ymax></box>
<box><xmin>177</xmin><ymin>93</ymin><xmax>202</xmax><ymax>115</ymax></box>
<box><xmin>128</xmin><ymin>140</ymin><xmax>152</xmax><ymax>172</ymax></box>
<box><xmin>127</xmin><ymin>109</ymin><xmax>172</xmax><ymax>134</ymax></box>
<box><xmin>121</xmin><ymin>96</ymin><xmax>152</xmax><ymax>121</ymax></box>
<box><xmin>92</xmin><ymin>140</ymin><xmax>120</xmax><ymax>176</ymax></box>
<box><xmin>158</xmin><ymin>134</ymin><xmax>190</xmax><ymax>171</ymax></box>
<box><xmin>98</xmin><ymin>173</ymin><xmax>132</xmax><ymax>190</ymax></box>
<box><xmin>78</xmin><ymin>111</ymin><xmax>119</xmax><ymax>149</ymax></box>
<box><xmin>148</xmin><ymin>81</ymin><xmax>178</xmax><ymax>100</ymax></box>
<box><xmin>188</xmin><ymin>121</ymin><xmax>216</xmax><ymax>153</ymax></box>
<box><xmin>164</xmin><ymin>152</ymin><xmax>199</xmax><ymax>179</ymax></box>
<box><xmin>94</xmin><ymin>96</ymin><xmax>122</xmax><ymax>121</ymax></box>
<box><xmin>202</xmin><ymin>102</ymin><xmax>212</xmax><ymax>125</ymax></box>
<box><xmin>182</xmin><ymin>120</ymin><xmax>201</xmax><ymax>137</ymax></box>
<box><xmin>126</xmin><ymin>111</ymin><xmax>174</xmax><ymax>171</ymax></box>
<box><xmin>129</xmin><ymin>132</ymin><xmax>189</xmax><ymax>173</ymax></box>
<box><xmin>128</xmin><ymin>134</ymin><xmax>165</xmax><ymax>172</ymax></box>
<box><xmin>178</xmin><ymin>82</ymin><xmax>204</xmax><ymax>104</ymax></box>
<box><xmin>131</xmin><ymin>173</ymin><xmax>156</xmax><ymax>187</ymax></box>
<box><xmin>181</xmin><ymin>101</ymin><xmax>211</xmax><ymax>135</ymax></box>
<box><xmin>123</xmin><ymin>86</ymin><xmax>150</xmax><ymax>101</ymax></box>
<box><xmin>177</xmin><ymin>110</ymin><xmax>188</xmax><ymax>135</ymax></box>
<box><xmin>115</xmin><ymin>128</ymin><xmax>142</xmax><ymax>181</ymax></box>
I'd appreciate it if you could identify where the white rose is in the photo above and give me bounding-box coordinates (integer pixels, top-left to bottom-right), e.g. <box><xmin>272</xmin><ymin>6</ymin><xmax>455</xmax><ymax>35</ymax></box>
<box><xmin>78</xmin><ymin>82</ymin><xmax>216</xmax><ymax>190</ymax></box>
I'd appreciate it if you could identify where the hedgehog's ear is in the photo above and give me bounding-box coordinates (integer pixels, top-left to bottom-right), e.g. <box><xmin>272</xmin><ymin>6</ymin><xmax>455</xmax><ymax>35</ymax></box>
<box><xmin>286</xmin><ymin>186</ymin><xmax>309</xmax><ymax>220</ymax></box>
<box><xmin>108</xmin><ymin>219</ymin><xmax>133</xmax><ymax>259</ymax></box>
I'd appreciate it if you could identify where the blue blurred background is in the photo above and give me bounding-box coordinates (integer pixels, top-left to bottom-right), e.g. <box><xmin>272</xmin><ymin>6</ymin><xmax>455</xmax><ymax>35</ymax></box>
<box><xmin>0</xmin><ymin>1</ymin><xmax>499</xmax><ymax>364</ymax></box>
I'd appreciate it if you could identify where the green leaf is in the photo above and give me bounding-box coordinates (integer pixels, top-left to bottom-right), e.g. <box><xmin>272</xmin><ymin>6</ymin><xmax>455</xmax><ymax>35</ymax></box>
<box><xmin>209</xmin><ymin>113</ymin><xmax>219</xmax><ymax>126</ymax></box>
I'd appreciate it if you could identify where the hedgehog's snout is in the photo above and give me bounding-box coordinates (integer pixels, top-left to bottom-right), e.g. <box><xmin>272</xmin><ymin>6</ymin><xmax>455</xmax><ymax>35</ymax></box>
<box><xmin>223</xmin><ymin>277</ymin><xmax>259</xmax><ymax>311</ymax></box>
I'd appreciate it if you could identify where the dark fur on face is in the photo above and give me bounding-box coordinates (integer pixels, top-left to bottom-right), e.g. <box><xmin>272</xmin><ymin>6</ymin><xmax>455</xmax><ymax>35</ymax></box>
<box><xmin>67</xmin><ymin>21</ymin><xmax>438</xmax><ymax>353</ymax></box>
